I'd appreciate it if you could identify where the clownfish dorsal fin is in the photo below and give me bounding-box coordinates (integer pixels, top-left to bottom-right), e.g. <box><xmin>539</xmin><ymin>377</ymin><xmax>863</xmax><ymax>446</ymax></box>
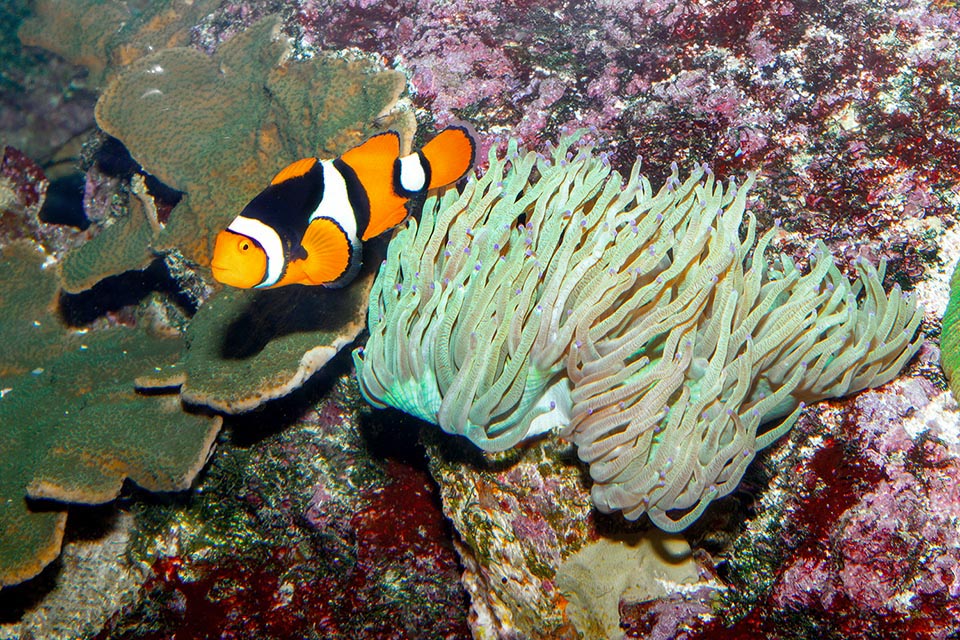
<box><xmin>342</xmin><ymin>131</ymin><xmax>408</xmax><ymax>242</ymax></box>
<box><xmin>420</xmin><ymin>126</ymin><xmax>477</xmax><ymax>189</ymax></box>
<box><xmin>271</xmin><ymin>157</ymin><xmax>318</xmax><ymax>185</ymax></box>
<box><xmin>298</xmin><ymin>218</ymin><xmax>354</xmax><ymax>286</ymax></box>
<box><xmin>340</xmin><ymin>131</ymin><xmax>402</xmax><ymax>169</ymax></box>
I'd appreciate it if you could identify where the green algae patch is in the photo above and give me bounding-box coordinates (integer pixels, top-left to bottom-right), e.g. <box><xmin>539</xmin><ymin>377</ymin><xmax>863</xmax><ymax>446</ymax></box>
<box><xmin>138</xmin><ymin>252</ymin><xmax>377</xmax><ymax>413</ymax></box>
<box><xmin>87</xmin><ymin>14</ymin><xmax>414</xmax><ymax>276</ymax></box>
<box><xmin>941</xmin><ymin>257</ymin><xmax>960</xmax><ymax>399</ymax></box>
<box><xmin>0</xmin><ymin>242</ymin><xmax>221</xmax><ymax>588</ymax></box>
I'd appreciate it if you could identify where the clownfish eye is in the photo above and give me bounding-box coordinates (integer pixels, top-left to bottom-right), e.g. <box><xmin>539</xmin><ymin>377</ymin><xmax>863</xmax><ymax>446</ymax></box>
<box><xmin>240</xmin><ymin>241</ymin><xmax>250</xmax><ymax>251</ymax></box>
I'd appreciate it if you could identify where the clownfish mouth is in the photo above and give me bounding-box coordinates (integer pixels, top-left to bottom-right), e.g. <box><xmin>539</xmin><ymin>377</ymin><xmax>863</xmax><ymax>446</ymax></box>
<box><xmin>210</xmin><ymin>262</ymin><xmax>244</xmax><ymax>287</ymax></box>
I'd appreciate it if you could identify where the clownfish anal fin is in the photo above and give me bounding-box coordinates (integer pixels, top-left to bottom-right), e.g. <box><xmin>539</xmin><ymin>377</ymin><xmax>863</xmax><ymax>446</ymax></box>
<box><xmin>421</xmin><ymin>127</ymin><xmax>477</xmax><ymax>189</ymax></box>
<box><xmin>298</xmin><ymin>218</ymin><xmax>354</xmax><ymax>286</ymax></box>
<box><xmin>271</xmin><ymin>157</ymin><xmax>318</xmax><ymax>185</ymax></box>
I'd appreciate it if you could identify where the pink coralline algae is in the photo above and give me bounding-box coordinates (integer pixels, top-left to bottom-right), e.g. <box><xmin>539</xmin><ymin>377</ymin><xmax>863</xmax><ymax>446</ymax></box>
<box><xmin>0</xmin><ymin>146</ymin><xmax>84</xmax><ymax>254</ymax></box>
<box><xmin>0</xmin><ymin>146</ymin><xmax>46</xmax><ymax>210</ymax></box>
<box><xmin>697</xmin><ymin>357</ymin><xmax>960</xmax><ymax>638</ymax></box>
<box><xmin>620</xmin><ymin>586</ymin><xmax>715</xmax><ymax>640</ymax></box>
<box><xmin>295</xmin><ymin>0</ymin><xmax>957</xmax><ymax>283</ymax></box>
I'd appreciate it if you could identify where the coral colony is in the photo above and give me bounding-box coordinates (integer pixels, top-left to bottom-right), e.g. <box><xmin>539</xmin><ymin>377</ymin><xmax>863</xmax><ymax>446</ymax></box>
<box><xmin>356</xmin><ymin>134</ymin><xmax>922</xmax><ymax>531</ymax></box>
<box><xmin>2</xmin><ymin>14</ymin><xmax>413</xmax><ymax>587</ymax></box>
<box><xmin>0</xmin><ymin>243</ymin><xmax>220</xmax><ymax>587</ymax></box>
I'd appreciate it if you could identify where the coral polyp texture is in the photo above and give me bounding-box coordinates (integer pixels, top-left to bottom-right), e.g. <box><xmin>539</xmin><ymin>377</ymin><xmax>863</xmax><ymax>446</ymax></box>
<box><xmin>18</xmin><ymin>0</ymin><xmax>220</xmax><ymax>87</ymax></box>
<box><xmin>0</xmin><ymin>241</ymin><xmax>221</xmax><ymax>588</ymax></box>
<box><xmin>354</xmin><ymin>135</ymin><xmax>923</xmax><ymax>531</ymax></box>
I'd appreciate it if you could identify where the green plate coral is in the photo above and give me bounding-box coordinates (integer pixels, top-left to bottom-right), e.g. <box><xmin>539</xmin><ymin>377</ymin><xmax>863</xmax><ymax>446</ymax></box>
<box><xmin>18</xmin><ymin>0</ymin><xmax>220</xmax><ymax>87</ymax></box>
<box><xmin>0</xmin><ymin>242</ymin><xmax>221</xmax><ymax>587</ymax></box>
<box><xmin>354</xmin><ymin>134</ymin><xmax>923</xmax><ymax>531</ymax></box>
<box><xmin>35</xmin><ymin>12</ymin><xmax>416</xmax><ymax>412</ymax></box>
<box><xmin>136</xmin><ymin>253</ymin><xmax>378</xmax><ymax>413</ymax></box>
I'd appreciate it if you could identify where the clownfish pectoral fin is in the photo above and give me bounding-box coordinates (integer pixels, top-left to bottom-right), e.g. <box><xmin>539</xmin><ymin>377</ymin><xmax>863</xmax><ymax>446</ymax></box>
<box><xmin>297</xmin><ymin>217</ymin><xmax>358</xmax><ymax>287</ymax></box>
<box><xmin>271</xmin><ymin>157</ymin><xmax>318</xmax><ymax>185</ymax></box>
<box><xmin>420</xmin><ymin>126</ymin><xmax>477</xmax><ymax>189</ymax></box>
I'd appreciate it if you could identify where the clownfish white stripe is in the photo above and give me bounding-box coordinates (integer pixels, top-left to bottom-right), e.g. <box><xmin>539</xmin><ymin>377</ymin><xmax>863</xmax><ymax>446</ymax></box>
<box><xmin>227</xmin><ymin>215</ymin><xmax>285</xmax><ymax>288</ymax></box>
<box><xmin>398</xmin><ymin>153</ymin><xmax>427</xmax><ymax>193</ymax></box>
<box><xmin>310</xmin><ymin>161</ymin><xmax>358</xmax><ymax>243</ymax></box>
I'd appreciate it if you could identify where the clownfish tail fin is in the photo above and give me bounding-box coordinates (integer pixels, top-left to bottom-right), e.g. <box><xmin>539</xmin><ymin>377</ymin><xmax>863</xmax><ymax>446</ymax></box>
<box><xmin>420</xmin><ymin>125</ymin><xmax>478</xmax><ymax>190</ymax></box>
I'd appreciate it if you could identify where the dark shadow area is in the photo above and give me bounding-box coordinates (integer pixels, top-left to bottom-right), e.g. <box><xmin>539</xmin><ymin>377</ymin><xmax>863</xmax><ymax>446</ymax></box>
<box><xmin>221</xmin><ymin>345</ymin><xmax>355</xmax><ymax>447</ymax></box>
<box><xmin>0</xmin><ymin>503</ymin><xmax>119</xmax><ymax>623</ymax></box>
<box><xmin>216</xmin><ymin>237</ymin><xmax>384</xmax><ymax>361</ymax></box>
<box><xmin>403</xmin><ymin>412</ymin><xmax>492</xmax><ymax>469</ymax></box>
<box><xmin>358</xmin><ymin>406</ymin><xmax>434</xmax><ymax>471</ymax></box>
<box><xmin>94</xmin><ymin>135</ymin><xmax>138</xmax><ymax>179</ymax></box>
<box><xmin>0</xmin><ymin>556</ymin><xmax>60</xmax><ymax>624</ymax></box>
<box><xmin>59</xmin><ymin>503</ymin><xmax>120</xmax><ymax>543</ymax></box>
<box><xmin>219</xmin><ymin>286</ymin><xmax>355</xmax><ymax>360</ymax></box>
<box><xmin>38</xmin><ymin>172</ymin><xmax>87</xmax><ymax>229</ymax></box>
<box><xmin>59</xmin><ymin>258</ymin><xmax>198</xmax><ymax>326</ymax></box>
<box><xmin>374</xmin><ymin>406</ymin><xmax>550</xmax><ymax>476</ymax></box>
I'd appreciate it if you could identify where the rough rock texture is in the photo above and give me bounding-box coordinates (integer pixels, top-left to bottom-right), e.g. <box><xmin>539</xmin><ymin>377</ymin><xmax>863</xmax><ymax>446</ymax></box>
<box><xmin>427</xmin><ymin>426</ymin><xmax>716</xmax><ymax>639</ymax></box>
<box><xmin>678</xmin><ymin>368</ymin><xmax>960</xmax><ymax>638</ymax></box>
<box><xmin>95</xmin><ymin>375</ymin><xmax>470</xmax><ymax>639</ymax></box>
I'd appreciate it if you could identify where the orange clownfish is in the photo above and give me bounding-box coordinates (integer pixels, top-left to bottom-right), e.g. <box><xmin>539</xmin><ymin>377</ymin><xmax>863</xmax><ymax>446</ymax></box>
<box><xmin>211</xmin><ymin>126</ymin><xmax>477</xmax><ymax>289</ymax></box>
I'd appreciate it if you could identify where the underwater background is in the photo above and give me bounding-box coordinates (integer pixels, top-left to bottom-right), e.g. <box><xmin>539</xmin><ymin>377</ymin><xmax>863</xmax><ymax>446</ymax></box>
<box><xmin>1</xmin><ymin>0</ymin><xmax>959</xmax><ymax>638</ymax></box>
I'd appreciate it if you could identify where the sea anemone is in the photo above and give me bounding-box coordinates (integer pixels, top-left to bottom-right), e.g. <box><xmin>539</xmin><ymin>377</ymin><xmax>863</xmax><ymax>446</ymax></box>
<box><xmin>354</xmin><ymin>134</ymin><xmax>922</xmax><ymax>530</ymax></box>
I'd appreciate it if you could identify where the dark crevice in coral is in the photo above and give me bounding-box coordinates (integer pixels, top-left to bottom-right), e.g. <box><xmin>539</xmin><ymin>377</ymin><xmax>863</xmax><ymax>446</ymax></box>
<box><xmin>58</xmin><ymin>258</ymin><xmax>196</xmax><ymax>327</ymax></box>
<box><xmin>38</xmin><ymin>172</ymin><xmax>87</xmax><ymax>229</ymax></box>
<box><xmin>141</xmin><ymin>173</ymin><xmax>183</xmax><ymax>211</ymax></box>
<box><xmin>93</xmin><ymin>135</ymin><xmax>137</xmax><ymax>178</ymax></box>
<box><xmin>94</xmin><ymin>135</ymin><xmax>184</xmax><ymax>214</ymax></box>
